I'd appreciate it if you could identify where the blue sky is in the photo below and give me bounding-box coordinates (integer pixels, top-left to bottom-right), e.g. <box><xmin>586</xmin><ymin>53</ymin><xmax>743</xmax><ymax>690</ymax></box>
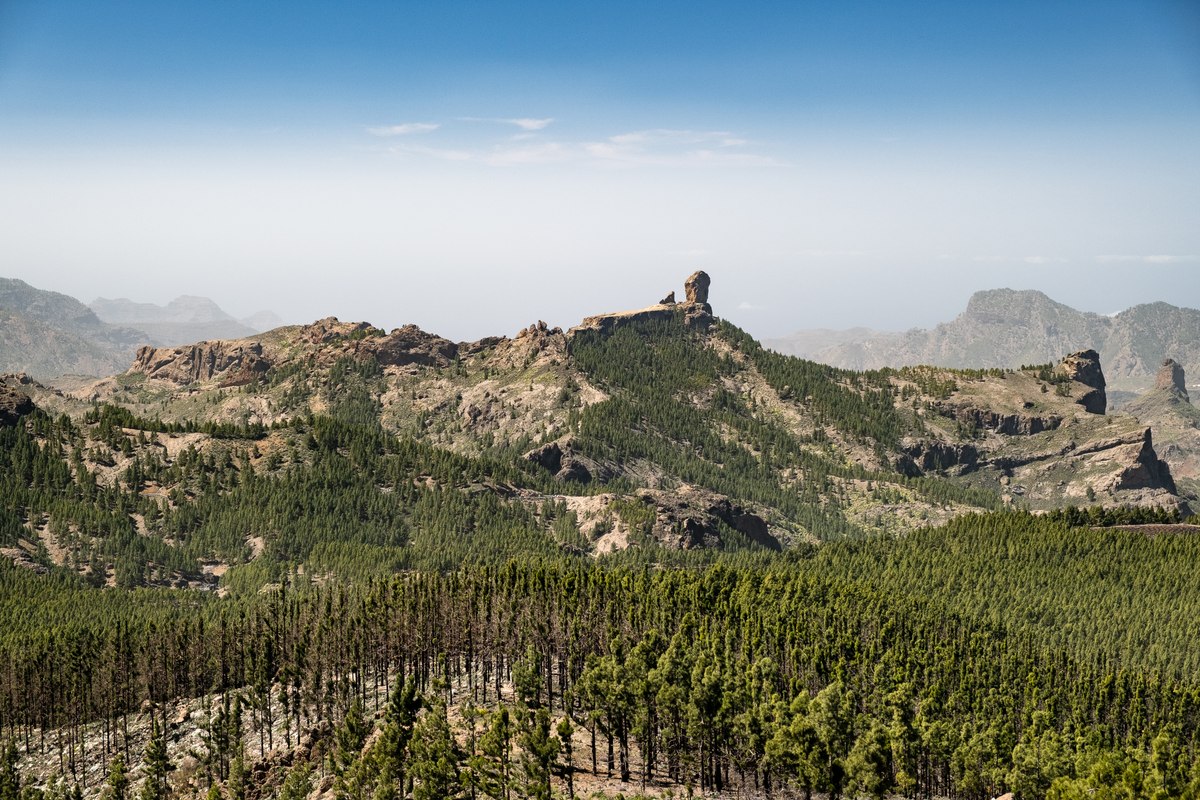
<box><xmin>1</xmin><ymin>0</ymin><xmax>1198</xmax><ymax>338</ymax></box>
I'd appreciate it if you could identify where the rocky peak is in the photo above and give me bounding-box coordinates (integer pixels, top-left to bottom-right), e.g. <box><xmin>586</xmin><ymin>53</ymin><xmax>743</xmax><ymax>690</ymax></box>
<box><xmin>570</xmin><ymin>272</ymin><xmax>716</xmax><ymax>337</ymax></box>
<box><xmin>1156</xmin><ymin>359</ymin><xmax>1189</xmax><ymax>402</ymax></box>
<box><xmin>1056</xmin><ymin>349</ymin><xmax>1107</xmax><ymax>414</ymax></box>
<box><xmin>369</xmin><ymin>325</ymin><xmax>458</xmax><ymax>368</ymax></box>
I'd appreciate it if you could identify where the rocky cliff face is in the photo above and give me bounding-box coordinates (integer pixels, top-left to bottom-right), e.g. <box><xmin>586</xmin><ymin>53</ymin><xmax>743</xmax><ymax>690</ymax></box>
<box><xmin>131</xmin><ymin>341</ymin><xmax>273</xmax><ymax>386</ymax></box>
<box><xmin>1125</xmin><ymin>359</ymin><xmax>1200</xmax><ymax>505</ymax></box>
<box><xmin>887</xmin><ymin>352</ymin><xmax>1182</xmax><ymax>513</ymax></box>
<box><xmin>636</xmin><ymin>486</ymin><xmax>780</xmax><ymax>551</ymax></box>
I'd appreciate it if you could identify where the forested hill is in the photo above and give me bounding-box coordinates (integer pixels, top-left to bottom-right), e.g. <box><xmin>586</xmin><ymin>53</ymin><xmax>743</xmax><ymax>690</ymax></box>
<box><xmin>2</xmin><ymin>274</ymin><xmax>1185</xmax><ymax>586</ymax></box>
<box><xmin>2</xmin><ymin>274</ymin><xmax>1200</xmax><ymax>799</ymax></box>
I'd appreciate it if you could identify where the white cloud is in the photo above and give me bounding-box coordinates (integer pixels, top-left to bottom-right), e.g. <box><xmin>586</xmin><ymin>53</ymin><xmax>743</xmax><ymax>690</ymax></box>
<box><xmin>1023</xmin><ymin>255</ymin><xmax>1069</xmax><ymax>264</ymax></box>
<box><xmin>377</xmin><ymin>122</ymin><xmax>779</xmax><ymax>168</ymax></box>
<box><xmin>737</xmin><ymin>301</ymin><xmax>763</xmax><ymax>311</ymax></box>
<box><xmin>458</xmin><ymin>116</ymin><xmax>555</xmax><ymax>131</ymax></box>
<box><xmin>389</xmin><ymin>144</ymin><xmax>473</xmax><ymax>161</ymax></box>
<box><xmin>1097</xmin><ymin>254</ymin><xmax>1197</xmax><ymax>264</ymax></box>
<box><xmin>508</xmin><ymin>118</ymin><xmax>554</xmax><ymax>131</ymax></box>
<box><xmin>366</xmin><ymin>122</ymin><xmax>440</xmax><ymax>136</ymax></box>
<box><xmin>583</xmin><ymin>129</ymin><xmax>780</xmax><ymax>167</ymax></box>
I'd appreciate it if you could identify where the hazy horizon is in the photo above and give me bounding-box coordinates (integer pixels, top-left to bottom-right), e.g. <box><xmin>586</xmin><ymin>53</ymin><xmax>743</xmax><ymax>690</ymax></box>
<box><xmin>2</xmin><ymin>1</ymin><xmax>1198</xmax><ymax>341</ymax></box>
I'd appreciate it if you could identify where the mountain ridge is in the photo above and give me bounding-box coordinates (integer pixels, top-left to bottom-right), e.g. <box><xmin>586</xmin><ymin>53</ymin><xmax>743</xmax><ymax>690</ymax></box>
<box><xmin>3</xmin><ymin>272</ymin><xmax>1177</xmax><ymax>584</ymax></box>
<box><xmin>766</xmin><ymin>288</ymin><xmax>1200</xmax><ymax>394</ymax></box>
<box><xmin>0</xmin><ymin>276</ymin><xmax>284</xmax><ymax>377</ymax></box>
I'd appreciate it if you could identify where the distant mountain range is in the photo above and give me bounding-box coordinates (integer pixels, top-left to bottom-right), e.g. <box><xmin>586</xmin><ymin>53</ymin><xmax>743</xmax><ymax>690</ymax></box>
<box><xmin>0</xmin><ymin>277</ymin><xmax>282</xmax><ymax>379</ymax></box>
<box><xmin>90</xmin><ymin>294</ymin><xmax>283</xmax><ymax>348</ymax></box>
<box><xmin>765</xmin><ymin>288</ymin><xmax>1200</xmax><ymax>395</ymax></box>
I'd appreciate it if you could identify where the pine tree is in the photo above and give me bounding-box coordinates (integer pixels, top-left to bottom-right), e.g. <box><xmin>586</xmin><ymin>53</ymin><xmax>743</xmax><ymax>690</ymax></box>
<box><xmin>139</xmin><ymin>718</ymin><xmax>172</xmax><ymax>800</ymax></box>
<box><xmin>517</xmin><ymin>707</ymin><xmax>559</xmax><ymax>800</ymax></box>
<box><xmin>409</xmin><ymin>701</ymin><xmax>463</xmax><ymax>800</ymax></box>
<box><xmin>102</xmin><ymin>755</ymin><xmax>129</xmax><ymax>800</ymax></box>
<box><xmin>0</xmin><ymin>741</ymin><xmax>19</xmax><ymax>800</ymax></box>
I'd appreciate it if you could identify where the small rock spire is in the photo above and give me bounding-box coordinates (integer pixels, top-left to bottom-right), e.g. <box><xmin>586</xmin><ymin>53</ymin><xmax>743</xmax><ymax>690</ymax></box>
<box><xmin>1156</xmin><ymin>359</ymin><xmax>1189</xmax><ymax>402</ymax></box>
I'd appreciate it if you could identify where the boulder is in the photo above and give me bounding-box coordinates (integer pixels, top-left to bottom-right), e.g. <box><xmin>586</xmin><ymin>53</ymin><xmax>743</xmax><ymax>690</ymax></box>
<box><xmin>1056</xmin><ymin>349</ymin><xmax>1107</xmax><ymax>414</ymax></box>
<box><xmin>659</xmin><ymin>291</ymin><xmax>676</xmax><ymax>305</ymax></box>
<box><xmin>1156</xmin><ymin>359</ymin><xmax>1189</xmax><ymax>402</ymax></box>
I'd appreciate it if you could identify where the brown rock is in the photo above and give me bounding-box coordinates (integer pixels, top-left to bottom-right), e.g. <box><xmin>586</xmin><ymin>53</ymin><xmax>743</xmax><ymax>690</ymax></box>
<box><xmin>1112</xmin><ymin>429</ymin><xmax>1178</xmax><ymax>494</ymax></box>
<box><xmin>659</xmin><ymin>291</ymin><xmax>676</xmax><ymax>305</ymax></box>
<box><xmin>570</xmin><ymin>305</ymin><xmax>679</xmax><ymax>337</ymax></box>
<box><xmin>684</xmin><ymin>270</ymin><xmax>710</xmax><ymax>305</ymax></box>
<box><xmin>1056</xmin><ymin>349</ymin><xmax>1107</xmax><ymax>414</ymax></box>
<box><xmin>0</xmin><ymin>386</ymin><xmax>35</xmax><ymax>426</ymax></box>
<box><xmin>1156</xmin><ymin>359</ymin><xmax>1189</xmax><ymax>401</ymax></box>
<box><xmin>130</xmin><ymin>341</ymin><xmax>272</xmax><ymax>386</ymax></box>
<box><xmin>636</xmin><ymin>486</ymin><xmax>780</xmax><ymax>551</ymax></box>
<box><xmin>523</xmin><ymin>437</ymin><xmax>612</xmax><ymax>484</ymax></box>
<box><xmin>459</xmin><ymin>336</ymin><xmax>506</xmax><ymax>356</ymax></box>
<box><xmin>370</xmin><ymin>325</ymin><xmax>458</xmax><ymax>368</ymax></box>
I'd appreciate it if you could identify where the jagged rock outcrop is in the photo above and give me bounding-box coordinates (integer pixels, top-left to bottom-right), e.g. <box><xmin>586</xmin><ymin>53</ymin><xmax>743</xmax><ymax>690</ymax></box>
<box><xmin>524</xmin><ymin>437</ymin><xmax>613</xmax><ymax>484</ymax></box>
<box><xmin>1056</xmin><ymin>349</ymin><xmax>1107</xmax><ymax>414</ymax></box>
<box><xmin>570</xmin><ymin>273</ymin><xmax>715</xmax><ymax>338</ymax></box>
<box><xmin>1113</xmin><ymin>429</ymin><xmax>1178</xmax><ymax>494</ymax></box>
<box><xmin>301</xmin><ymin>317</ymin><xmax>374</xmax><ymax>344</ymax></box>
<box><xmin>130</xmin><ymin>341</ymin><xmax>272</xmax><ymax>386</ymax></box>
<box><xmin>459</xmin><ymin>336</ymin><xmax>506</xmax><ymax>356</ymax></box>
<box><xmin>1156</xmin><ymin>359</ymin><xmax>1189</xmax><ymax>401</ymax></box>
<box><xmin>637</xmin><ymin>486</ymin><xmax>780</xmax><ymax>551</ymax></box>
<box><xmin>896</xmin><ymin>438</ymin><xmax>980</xmax><ymax>476</ymax></box>
<box><xmin>0</xmin><ymin>386</ymin><xmax>34</xmax><ymax>426</ymax></box>
<box><xmin>934</xmin><ymin>403</ymin><xmax>1062</xmax><ymax>436</ymax></box>
<box><xmin>369</xmin><ymin>325</ymin><xmax>458</xmax><ymax>368</ymax></box>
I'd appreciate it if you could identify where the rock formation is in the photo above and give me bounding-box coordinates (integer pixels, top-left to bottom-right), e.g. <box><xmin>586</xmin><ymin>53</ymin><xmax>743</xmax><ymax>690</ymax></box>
<box><xmin>637</xmin><ymin>486</ymin><xmax>780</xmax><ymax>551</ymax></box>
<box><xmin>1111</xmin><ymin>429</ymin><xmax>1178</xmax><ymax>494</ymax></box>
<box><xmin>895</xmin><ymin>438</ymin><xmax>980</xmax><ymax>476</ymax></box>
<box><xmin>131</xmin><ymin>341</ymin><xmax>272</xmax><ymax>387</ymax></box>
<box><xmin>934</xmin><ymin>404</ymin><xmax>1063</xmax><ymax>436</ymax></box>
<box><xmin>0</xmin><ymin>386</ymin><xmax>34</xmax><ymax>427</ymax></box>
<box><xmin>569</xmin><ymin>272</ymin><xmax>715</xmax><ymax>337</ymax></box>
<box><xmin>369</xmin><ymin>325</ymin><xmax>458</xmax><ymax>368</ymax></box>
<box><xmin>1156</xmin><ymin>359</ymin><xmax>1189</xmax><ymax>402</ymax></box>
<box><xmin>684</xmin><ymin>271</ymin><xmax>710</xmax><ymax>305</ymax></box>
<box><xmin>1056</xmin><ymin>349</ymin><xmax>1107</xmax><ymax>414</ymax></box>
<box><xmin>523</xmin><ymin>437</ymin><xmax>612</xmax><ymax>484</ymax></box>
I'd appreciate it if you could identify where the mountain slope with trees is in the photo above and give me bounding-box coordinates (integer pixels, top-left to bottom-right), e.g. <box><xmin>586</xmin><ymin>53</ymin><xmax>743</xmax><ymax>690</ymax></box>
<box><xmin>1</xmin><ymin>273</ymin><xmax>1198</xmax><ymax>799</ymax></box>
